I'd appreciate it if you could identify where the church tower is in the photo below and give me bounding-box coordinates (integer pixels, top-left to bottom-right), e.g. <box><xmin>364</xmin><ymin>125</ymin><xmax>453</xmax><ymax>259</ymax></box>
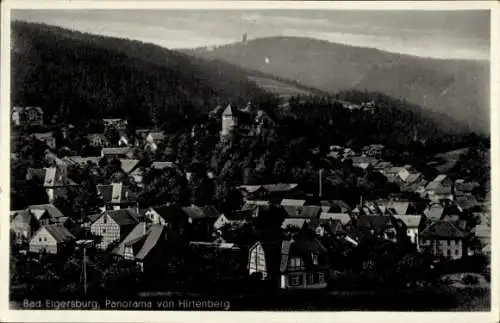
<box><xmin>221</xmin><ymin>104</ymin><xmax>236</xmax><ymax>139</ymax></box>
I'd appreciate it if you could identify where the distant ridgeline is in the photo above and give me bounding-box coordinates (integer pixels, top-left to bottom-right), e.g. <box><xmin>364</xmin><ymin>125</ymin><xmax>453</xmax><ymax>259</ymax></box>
<box><xmin>12</xmin><ymin>21</ymin><xmax>486</xmax><ymax>147</ymax></box>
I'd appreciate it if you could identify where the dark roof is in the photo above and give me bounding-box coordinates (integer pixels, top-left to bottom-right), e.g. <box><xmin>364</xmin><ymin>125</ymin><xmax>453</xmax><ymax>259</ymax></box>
<box><xmin>43</xmin><ymin>224</ymin><xmax>75</xmax><ymax>243</ymax></box>
<box><xmin>455</xmin><ymin>196</ymin><xmax>479</xmax><ymax>210</ymax></box>
<box><xmin>28</xmin><ymin>204</ymin><xmax>65</xmax><ymax>220</ymax></box>
<box><xmin>10</xmin><ymin>209</ymin><xmax>33</xmax><ymax>224</ymax></box>
<box><xmin>225</xmin><ymin>209</ymin><xmax>254</xmax><ymax>221</ymax></box>
<box><xmin>279</xmin><ymin>238</ymin><xmax>328</xmax><ymax>273</ymax></box>
<box><xmin>26</xmin><ymin>168</ymin><xmax>46</xmax><ymax>181</ymax></box>
<box><xmin>101</xmin><ymin>147</ymin><xmax>132</xmax><ymax>155</ymax></box>
<box><xmin>261</xmin><ymin>183</ymin><xmax>298</xmax><ymax>193</ymax></box>
<box><xmin>281</xmin><ymin>218</ymin><xmax>308</xmax><ymax>230</ymax></box>
<box><xmin>420</xmin><ymin>221</ymin><xmax>469</xmax><ymax>239</ymax></box>
<box><xmin>106</xmin><ymin>209</ymin><xmax>139</xmax><ymax>226</ymax></box>
<box><xmin>356</xmin><ymin>215</ymin><xmax>395</xmax><ymax>235</ymax></box>
<box><xmin>135</xmin><ymin>224</ymin><xmax>168</xmax><ymax>260</ymax></box>
<box><xmin>150</xmin><ymin>205</ymin><xmax>188</xmax><ymax>222</ymax></box>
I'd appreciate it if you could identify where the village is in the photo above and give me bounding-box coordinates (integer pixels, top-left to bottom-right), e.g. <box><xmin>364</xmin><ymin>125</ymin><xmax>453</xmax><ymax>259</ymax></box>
<box><xmin>9</xmin><ymin>100</ymin><xmax>491</xmax><ymax>309</ymax></box>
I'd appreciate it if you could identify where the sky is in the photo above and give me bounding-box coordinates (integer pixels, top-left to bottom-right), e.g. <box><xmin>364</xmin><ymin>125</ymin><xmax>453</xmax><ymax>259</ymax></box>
<box><xmin>11</xmin><ymin>9</ymin><xmax>491</xmax><ymax>60</ymax></box>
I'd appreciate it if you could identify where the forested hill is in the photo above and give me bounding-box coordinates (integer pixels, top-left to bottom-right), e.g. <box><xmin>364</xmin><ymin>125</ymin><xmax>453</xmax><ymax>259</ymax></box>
<box><xmin>187</xmin><ymin>36</ymin><xmax>490</xmax><ymax>135</ymax></box>
<box><xmin>11</xmin><ymin>21</ymin><xmax>276</xmax><ymax>131</ymax></box>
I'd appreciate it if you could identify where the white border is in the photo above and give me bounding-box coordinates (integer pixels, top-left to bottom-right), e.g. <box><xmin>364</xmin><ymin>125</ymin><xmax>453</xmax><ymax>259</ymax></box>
<box><xmin>1</xmin><ymin>1</ymin><xmax>498</xmax><ymax>323</ymax></box>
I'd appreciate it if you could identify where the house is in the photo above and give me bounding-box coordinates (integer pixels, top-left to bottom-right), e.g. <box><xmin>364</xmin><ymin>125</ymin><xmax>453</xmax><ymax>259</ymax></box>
<box><xmin>283</xmin><ymin>206</ymin><xmax>322</xmax><ymax>227</ymax></box>
<box><xmin>420</xmin><ymin>220</ymin><xmax>471</xmax><ymax>260</ymax></box>
<box><xmin>33</xmin><ymin>132</ymin><xmax>56</xmax><ymax>149</ymax></box>
<box><xmin>146</xmin><ymin>131</ymin><xmax>165</xmax><ymax>144</ymax></box>
<box><xmin>43</xmin><ymin>166</ymin><xmax>79</xmax><ymax>203</ymax></box>
<box><xmin>281</xmin><ymin>199</ymin><xmax>306</xmax><ymax>207</ymax></box>
<box><xmin>385</xmin><ymin>167</ymin><xmax>411</xmax><ymax>182</ymax></box>
<box><xmin>118</xmin><ymin>135</ymin><xmax>129</xmax><ymax>147</ymax></box>
<box><xmin>350</xmin><ymin>156</ymin><xmax>379</xmax><ymax>170</ymax></box>
<box><xmin>87</xmin><ymin>134</ymin><xmax>109</xmax><ymax>147</ymax></box>
<box><xmin>454</xmin><ymin>179</ymin><xmax>480</xmax><ymax>197</ymax></box>
<box><xmin>393</xmin><ymin>215</ymin><xmax>423</xmax><ymax>249</ymax></box>
<box><xmin>29</xmin><ymin>224</ymin><xmax>75</xmax><ymax>254</ymax></box>
<box><xmin>386</xmin><ymin>201</ymin><xmax>414</xmax><ymax>215</ymax></box>
<box><xmin>237</xmin><ymin>185</ymin><xmax>268</xmax><ymax>200</ymax></box>
<box><xmin>425</xmin><ymin>175</ymin><xmax>454</xmax><ymax>201</ymax></box>
<box><xmin>143</xmin><ymin>206</ymin><xmax>190</xmax><ymax>239</ymax></box>
<box><xmin>119</xmin><ymin>159</ymin><xmax>140</xmax><ymax>174</ymax></box>
<box><xmin>315</xmin><ymin>219</ymin><xmax>344</xmax><ymax>237</ymax></box>
<box><xmin>347</xmin><ymin>215</ymin><xmax>403</xmax><ymax>244</ymax></box>
<box><xmin>113</xmin><ymin>223</ymin><xmax>182</xmax><ymax>272</ymax></box>
<box><xmin>10</xmin><ymin>209</ymin><xmax>40</xmax><ymax>244</ymax></box>
<box><xmin>424</xmin><ymin>203</ymin><xmax>445</xmax><ymax>221</ymax></box>
<box><xmin>319</xmin><ymin>213</ymin><xmax>351</xmax><ymax>226</ymax></box>
<box><xmin>320</xmin><ymin>200</ymin><xmax>350</xmax><ymax>213</ymax></box>
<box><xmin>181</xmin><ymin>205</ymin><xmax>219</xmax><ymax>240</ymax></box>
<box><xmin>281</xmin><ymin>218</ymin><xmax>309</xmax><ymax>231</ymax></box>
<box><xmin>362</xmin><ymin>144</ymin><xmax>385</xmax><ymax>158</ymax></box>
<box><xmin>213</xmin><ymin>210</ymin><xmax>253</xmax><ymax>231</ymax></box>
<box><xmin>90</xmin><ymin>208</ymin><xmax>140</xmax><ymax>250</ymax></box>
<box><xmin>247</xmin><ymin>237</ymin><xmax>329</xmax><ymax>290</ymax></box>
<box><xmin>63</xmin><ymin>156</ymin><xmax>100</xmax><ymax>167</ymax></box>
<box><xmin>221</xmin><ymin>104</ymin><xmax>237</xmax><ymax>138</ymax></box>
<box><xmin>101</xmin><ymin>147</ymin><xmax>134</xmax><ymax>159</ymax></box>
<box><xmin>244</xmin><ymin>199</ymin><xmax>271</xmax><ymax>207</ymax></box>
<box><xmin>472</xmin><ymin>224</ymin><xmax>490</xmax><ymax>249</ymax></box>
<box><xmin>97</xmin><ymin>183</ymin><xmax>137</xmax><ymax>210</ymax></box>
<box><xmin>26</xmin><ymin>204</ymin><xmax>65</xmax><ymax>226</ymax></box>
<box><xmin>373</xmin><ymin>161</ymin><xmax>393</xmax><ymax>174</ymax></box>
<box><xmin>261</xmin><ymin>183</ymin><xmax>301</xmax><ymax>198</ymax></box>
<box><xmin>103</xmin><ymin>118</ymin><xmax>128</xmax><ymax>132</ymax></box>
<box><xmin>151</xmin><ymin>161</ymin><xmax>175</xmax><ymax>170</ymax></box>
<box><xmin>12</xmin><ymin>106</ymin><xmax>44</xmax><ymax>127</ymax></box>
<box><xmin>455</xmin><ymin>195</ymin><xmax>480</xmax><ymax>212</ymax></box>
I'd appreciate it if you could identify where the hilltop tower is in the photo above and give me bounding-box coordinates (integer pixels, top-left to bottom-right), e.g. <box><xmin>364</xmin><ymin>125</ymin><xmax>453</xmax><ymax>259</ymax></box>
<box><xmin>242</xmin><ymin>32</ymin><xmax>248</xmax><ymax>45</ymax></box>
<box><xmin>221</xmin><ymin>104</ymin><xmax>237</xmax><ymax>140</ymax></box>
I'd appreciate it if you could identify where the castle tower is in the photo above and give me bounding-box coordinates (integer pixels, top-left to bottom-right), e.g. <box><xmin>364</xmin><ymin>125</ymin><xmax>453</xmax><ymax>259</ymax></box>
<box><xmin>221</xmin><ymin>104</ymin><xmax>236</xmax><ymax>139</ymax></box>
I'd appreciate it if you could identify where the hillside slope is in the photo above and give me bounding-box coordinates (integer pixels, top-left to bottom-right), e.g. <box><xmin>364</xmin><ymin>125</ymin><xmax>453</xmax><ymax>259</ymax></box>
<box><xmin>11</xmin><ymin>21</ymin><xmax>272</xmax><ymax>130</ymax></box>
<box><xmin>187</xmin><ymin>36</ymin><xmax>490</xmax><ymax>134</ymax></box>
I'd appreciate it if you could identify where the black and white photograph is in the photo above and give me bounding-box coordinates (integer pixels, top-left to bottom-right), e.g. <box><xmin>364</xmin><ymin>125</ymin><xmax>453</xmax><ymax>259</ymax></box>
<box><xmin>1</xmin><ymin>1</ymin><xmax>498</xmax><ymax>321</ymax></box>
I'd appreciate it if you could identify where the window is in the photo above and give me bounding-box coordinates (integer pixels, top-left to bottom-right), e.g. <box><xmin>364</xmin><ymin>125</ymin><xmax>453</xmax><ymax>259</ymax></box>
<box><xmin>38</xmin><ymin>238</ymin><xmax>42</xmax><ymax>242</ymax></box>
<box><xmin>288</xmin><ymin>274</ymin><xmax>302</xmax><ymax>286</ymax></box>
<box><xmin>102</xmin><ymin>229</ymin><xmax>106</xmax><ymax>234</ymax></box>
<box><xmin>318</xmin><ymin>272</ymin><xmax>325</xmax><ymax>283</ymax></box>
<box><xmin>311</xmin><ymin>253</ymin><xmax>319</xmax><ymax>265</ymax></box>
<box><xmin>455</xmin><ymin>249</ymin><xmax>460</xmax><ymax>256</ymax></box>
<box><xmin>103</xmin><ymin>216</ymin><xmax>107</xmax><ymax>224</ymax></box>
<box><xmin>289</xmin><ymin>257</ymin><xmax>303</xmax><ymax>269</ymax></box>
<box><xmin>306</xmin><ymin>273</ymin><xmax>315</xmax><ymax>285</ymax></box>
<box><xmin>43</xmin><ymin>237</ymin><xmax>47</xmax><ymax>242</ymax></box>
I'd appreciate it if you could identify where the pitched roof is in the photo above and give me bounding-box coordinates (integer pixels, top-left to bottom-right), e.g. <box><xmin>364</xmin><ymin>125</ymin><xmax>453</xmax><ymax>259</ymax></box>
<box><xmin>393</xmin><ymin>215</ymin><xmax>422</xmax><ymax>228</ymax></box>
<box><xmin>63</xmin><ymin>156</ymin><xmax>100</xmax><ymax>166</ymax></box>
<box><xmin>387</xmin><ymin>201</ymin><xmax>410</xmax><ymax>215</ymax></box>
<box><xmin>151</xmin><ymin>161</ymin><xmax>175</xmax><ymax>170</ymax></box>
<box><xmin>148</xmin><ymin>131</ymin><xmax>165</xmax><ymax>141</ymax></box>
<box><xmin>101</xmin><ymin>147</ymin><xmax>132</xmax><ymax>155</ymax></box>
<box><xmin>425</xmin><ymin>204</ymin><xmax>444</xmax><ymax>221</ymax></box>
<box><xmin>281</xmin><ymin>218</ymin><xmax>308</xmax><ymax>229</ymax></box>
<box><xmin>280</xmin><ymin>199</ymin><xmax>306</xmax><ymax>207</ymax></box>
<box><xmin>42</xmin><ymin>224</ymin><xmax>75</xmax><ymax>243</ymax></box>
<box><xmin>28</xmin><ymin>204</ymin><xmax>65</xmax><ymax>220</ymax></box>
<box><xmin>119</xmin><ymin>159</ymin><xmax>140</xmax><ymax>174</ymax></box>
<box><xmin>420</xmin><ymin>221</ymin><xmax>469</xmax><ymax>239</ymax></box>
<box><xmin>149</xmin><ymin>205</ymin><xmax>187</xmax><ymax>222</ymax></box>
<box><xmin>106</xmin><ymin>209</ymin><xmax>139</xmax><ymax>226</ymax></box>
<box><xmin>112</xmin><ymin>222</ymin><xmax>148</xmax><ymax>256</ymax></box>
<box><xmin>455</xmin><ymin>196</ymin><xmax>479</xmax><ymax>210</ymax></box>
<box><xmin>224</xmin><ymin>209</ymin><xmax>254</xmax><ymax>221</ymax></box>
<box><xmin>135</xmin><ymin>224</ymin><xmax>168</xmax><ymax>260</ymax></box>
<box><xmin>404</xmin><ymin>173</ymin><xmax>421</xmax><ymax>184</ymax></box>
<box><xmin>279</xmin><ymin>238</ymin><xmax>328</xmax><ymax>273</ymax></box>
<box><xmin>320</xmin><ymin>213</ymin><xmax>351</xmax><ymax>225</ymax></box>
<box><xmin>33</xmin><ymin>132</ymin><xmax>54</xmax><ymax>141</ymax></box>
<box><xmin>43</xmin><ymin>167</ymin><xmax>78</xmax><ymax>187</ymax></box>
<box><xmin>181</xmin><ymin>206</ymin><xmax>206</xmax><ymax>219</ymax></box>
<box><xmin>238</xmin><ymin>185</ymin><xmax>266</xmax><ymax>194</ymax></box>
<box><xmin>472</xmin><ymin>224</ymin><xmax>490</xmax><ymax>239</ymax></box>
<box><xmin>261</xmin><ymin>183</ymin><xmax>298</xmax><ymax>193</ymax></box>
<box><xmin>356</xmin><ymin>215</ymin><xmax>395</xmax><ymax>235</ymax></box>
<box><xmin>222</xmin><ymin>104</ymin><xmax>234</xmax><ymax>116</ymax></box>
<box><xmin>11</xmin><ymin>209</ymin><xmax>33</xmax><ymax>224</ymax></box>
<box><xmin>244</xmin><ymin>199</ymin><xmax>270</xmax><ymax>206</ymax></box>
